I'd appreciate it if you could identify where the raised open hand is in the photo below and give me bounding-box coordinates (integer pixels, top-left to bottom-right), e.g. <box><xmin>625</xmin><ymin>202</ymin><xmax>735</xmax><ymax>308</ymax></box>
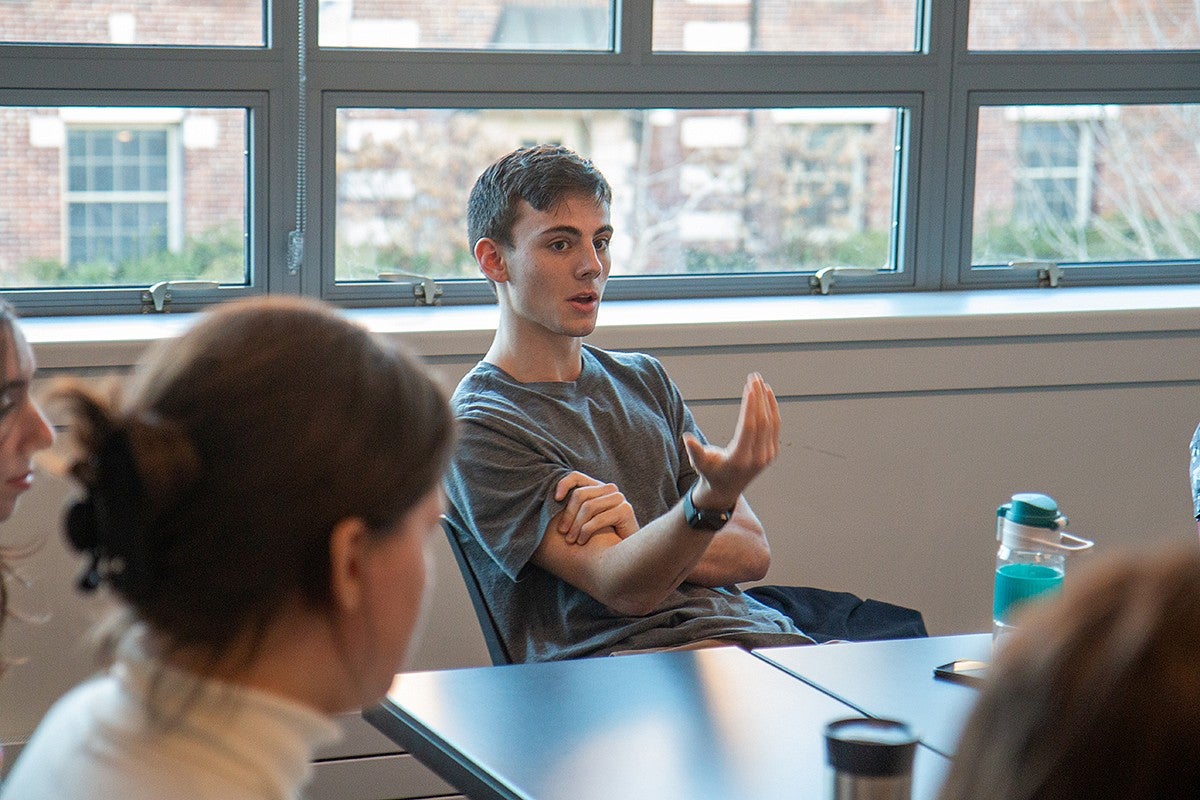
<box><xmin>682</xmin><ymin>372</ymin><xmax>781</xmax><ymax>510</ymax></box>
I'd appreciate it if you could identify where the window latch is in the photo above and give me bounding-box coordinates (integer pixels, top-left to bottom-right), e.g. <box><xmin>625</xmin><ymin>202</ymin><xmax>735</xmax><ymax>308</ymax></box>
<box><xmin>1009</xmin><ymin>260</ymin><xmax>1062</xmax><ymax>288</ymax></box>
<box><xmin>378</xmin><ymin>272</ymin><xmax>443</xmax><ymax>306</ymax></box>
<box><xmin>809</xmin><ymin>266</ymin><xmax>875</xmax><ymax>295</ymax></box>
<box><xmin>142</xmin><ymin>280</ymin><xmax>220</xmax><ymax>313</ymax></box>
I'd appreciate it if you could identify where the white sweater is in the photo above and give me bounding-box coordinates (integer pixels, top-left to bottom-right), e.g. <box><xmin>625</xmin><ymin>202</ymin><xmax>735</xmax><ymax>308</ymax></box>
<box><xmin>0</xmin><ymin>634</ymin><xmax>341</xmax><ymax>800</ymax></box>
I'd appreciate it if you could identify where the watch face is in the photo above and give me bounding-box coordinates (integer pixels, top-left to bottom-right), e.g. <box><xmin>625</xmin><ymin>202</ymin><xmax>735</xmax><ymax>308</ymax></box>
<box><xmin>691</xmin><ymin>509</ymin><xmax>728</xmax><ymax>530</ymax></box>
<box><xmin>683</xmin><ymin>488</ymin><xmax>731</xmax><ymax>531</ymax></box>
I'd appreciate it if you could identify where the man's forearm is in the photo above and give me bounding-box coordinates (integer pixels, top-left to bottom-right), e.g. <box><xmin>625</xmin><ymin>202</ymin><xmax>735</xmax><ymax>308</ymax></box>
<box><xmin>542</xmin><ymin>482</ymin><xmax>771</xmax><ymax>609</ymax></box>
<box><xmin>584</xmin><ymin>503</ymin><xmax>719</xmax><ymax>614</ymax></box>
<box><xmin>586</xmin><ymin>497</ymin><xmax>769</xmax><ymax>609</ymax></box>
<box><xmin>681</xmin><ymin>498</ymin><xmax>771</xmax><ymax>587</ymax></box>
<box><xmin>539</xmin><ymin>471</ymin><xmax>717</xmax><ymax>614</ymax></box>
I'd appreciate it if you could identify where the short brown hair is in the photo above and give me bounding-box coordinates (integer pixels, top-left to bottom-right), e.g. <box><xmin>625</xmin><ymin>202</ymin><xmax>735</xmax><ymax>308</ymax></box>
<box><xmin>467</xmin><ymin>144</ymin><xmax>612</xmax><ymax>253</ymax></box>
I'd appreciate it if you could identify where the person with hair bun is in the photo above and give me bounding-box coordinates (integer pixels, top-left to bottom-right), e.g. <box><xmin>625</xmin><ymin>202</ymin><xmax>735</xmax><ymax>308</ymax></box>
<box><xmin>1</xmin><ymin>296</ymin><xmax>455</xmax><ymax>800</ymax></box>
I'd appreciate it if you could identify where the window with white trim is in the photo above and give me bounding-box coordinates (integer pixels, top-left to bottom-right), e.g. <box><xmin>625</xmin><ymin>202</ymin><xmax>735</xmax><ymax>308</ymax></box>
<box><xmin>1014</xmin><ymin>120</ymin><xmax>1091</xmax><ymax>229</ymax></box>
<box><xmin>65</xmin><ymin>126</ymin><xmax>175</xmax><ymax>271</ymax></box>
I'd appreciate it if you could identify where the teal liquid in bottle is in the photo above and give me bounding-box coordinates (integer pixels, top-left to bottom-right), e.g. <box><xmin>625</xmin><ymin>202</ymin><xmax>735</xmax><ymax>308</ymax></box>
<box><xmin>993</xmin><ymin>561</ymin><xmax>1063</xmax><ymax>628</ymax></box>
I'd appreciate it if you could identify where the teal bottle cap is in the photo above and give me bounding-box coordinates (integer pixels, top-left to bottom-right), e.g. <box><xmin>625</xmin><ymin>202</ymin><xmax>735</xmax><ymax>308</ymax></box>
<box><xmin>999</xmin><ymin>493</ymin><xmax>1064</xmax><ymax>529</ymax></box>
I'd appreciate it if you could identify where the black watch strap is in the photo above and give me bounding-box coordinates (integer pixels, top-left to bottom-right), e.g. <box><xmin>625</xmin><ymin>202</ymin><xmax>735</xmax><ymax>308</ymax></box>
<box><xmin>681</xmin><ymin>484</ymin><xmax>734</xmax><ymax>531</ymax></box>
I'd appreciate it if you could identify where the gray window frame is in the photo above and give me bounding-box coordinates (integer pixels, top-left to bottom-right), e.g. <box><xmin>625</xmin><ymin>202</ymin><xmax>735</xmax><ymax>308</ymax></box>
<box><xmin>0</xmin><ymin>2</ymin><xmax>1196</xmax><ymax>315</ymax></box>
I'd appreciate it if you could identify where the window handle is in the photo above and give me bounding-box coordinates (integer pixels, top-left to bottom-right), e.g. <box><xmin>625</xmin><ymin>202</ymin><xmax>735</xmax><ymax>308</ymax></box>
<box><xmin>378</xmin><ymin>271</ymin><xmax>443</xmax><ymax>306</ymax></box>
<box><xmin>1009</xmin><ymin>260</ymin><xmax>1062</xmax><ymax>288</ymax></box>
<box><xmin>810</xmin><ymin>266</ymin><xmax>875</xmax><ymax>295</ymax></box>
<box><xmin>142</xmin><ymin>280</ymin><xmax>220</xmax><ymax>313</ymax></box>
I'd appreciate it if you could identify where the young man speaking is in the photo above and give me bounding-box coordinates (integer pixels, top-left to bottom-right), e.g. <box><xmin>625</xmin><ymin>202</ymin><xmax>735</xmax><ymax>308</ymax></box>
<box><xmin>444</xmin><ymin>144</ymin><xmax>922</xmax><ymax>662</ymax></box>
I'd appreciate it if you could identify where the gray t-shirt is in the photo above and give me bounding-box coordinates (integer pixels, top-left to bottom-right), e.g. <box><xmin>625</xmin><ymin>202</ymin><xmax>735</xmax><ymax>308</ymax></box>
<box><xmin>445</xmin><ymin>343</ymin><xmax>810</xmax><ymax>662</ymax></box>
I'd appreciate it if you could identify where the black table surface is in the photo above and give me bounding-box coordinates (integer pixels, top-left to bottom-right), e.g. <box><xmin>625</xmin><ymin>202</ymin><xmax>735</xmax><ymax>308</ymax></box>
<box><xmin>754</xmin><ymin>633</ymin><xmax>992</xmax><ymax>758</ymax></box>
<box><xmin>366</xmin><ymin>644</ymin><xmax>951</xmax><ymax>800</ymax></box>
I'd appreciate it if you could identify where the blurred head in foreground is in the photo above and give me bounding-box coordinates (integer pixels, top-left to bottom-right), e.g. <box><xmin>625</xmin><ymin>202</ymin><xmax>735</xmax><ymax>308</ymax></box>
<box><xmin>939</xmin><ymin>545</ymin><xmax>1200</xmax><ymax>800</ymax></box>
<box><xmin>58</xmin><ymin>295</ymin><xmax>455</xmax><ymax>709</ymax></box>
<box><xmin>0</xmin><ymin>299</ymin><xmax>55</xmax><ymax>675</ymax></box>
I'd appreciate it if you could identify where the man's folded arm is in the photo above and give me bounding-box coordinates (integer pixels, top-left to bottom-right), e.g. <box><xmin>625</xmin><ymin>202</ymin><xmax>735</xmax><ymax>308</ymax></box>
<box><xmin>530</xmin><ymin>501</ymin><xmax>721</xmax><ymax>617</ymax></box>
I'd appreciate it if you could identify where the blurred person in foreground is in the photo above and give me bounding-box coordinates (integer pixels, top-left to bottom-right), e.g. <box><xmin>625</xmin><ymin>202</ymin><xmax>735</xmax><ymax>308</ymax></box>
<box><xmin>0</xmin><ymin>299</ymin><xmax>56</xmax><ymax>770</ymax></box>
<box><xmin>0</xmin><ymin>299</ymin><xmax>56</xmax><ymax>646</ymax></box>
<box><xmin>938</xmin><ymin>545</ymin><xmax>1200</xmax><ymax>800</ymax></box>
<box><xmin>0</xmin><ymin>296</ymin><xmax>454</xmax><ymax>800</ymax></box>
<box><xmin>1190</xmin><ymin>421</ymin><xmax>1200</xmax><ymax>538</ymax></box>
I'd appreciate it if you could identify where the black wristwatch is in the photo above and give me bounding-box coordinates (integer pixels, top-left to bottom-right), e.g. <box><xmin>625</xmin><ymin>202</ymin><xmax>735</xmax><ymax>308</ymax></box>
<box><xmin>681</xmin><ymin>484</ymin><xmax>734</xmax><ymax>531</ymax></box>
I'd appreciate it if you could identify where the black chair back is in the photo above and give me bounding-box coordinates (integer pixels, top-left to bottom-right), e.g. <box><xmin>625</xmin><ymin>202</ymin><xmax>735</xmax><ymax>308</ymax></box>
<box><xmin>440</xmin><ymin>515</ymin><xmax>514</xmax><ymax>666</ymax></box>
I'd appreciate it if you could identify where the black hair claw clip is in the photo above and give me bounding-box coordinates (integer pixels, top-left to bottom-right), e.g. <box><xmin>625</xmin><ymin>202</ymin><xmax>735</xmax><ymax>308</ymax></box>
<box><xmin>66</xmin><ymin>498</ymin><xmax>104</xmax><ymax>593</ymax></box>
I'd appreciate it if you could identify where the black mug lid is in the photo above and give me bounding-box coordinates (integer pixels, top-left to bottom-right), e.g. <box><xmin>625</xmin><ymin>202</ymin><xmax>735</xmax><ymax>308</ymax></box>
<box><xmin>825</xmin><ymin>717</ymin><xmax>919</xmax><ymax>777</ymax></box>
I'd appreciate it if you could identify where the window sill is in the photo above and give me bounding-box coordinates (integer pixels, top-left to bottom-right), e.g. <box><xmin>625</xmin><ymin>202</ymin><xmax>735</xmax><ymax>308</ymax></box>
<box><xmin>23</xmin><ymin>284</ymin><xmax>1200</xmax><ymax>371</ymax></box>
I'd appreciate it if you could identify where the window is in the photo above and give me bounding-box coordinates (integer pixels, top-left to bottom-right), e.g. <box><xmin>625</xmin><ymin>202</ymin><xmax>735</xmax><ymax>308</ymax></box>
<box><xmin>1</xmin><ymin>106</ymin><xmax>251</xmax><ymax>301</ymax></box>
<box><xmin>1014</xmin><ymin>121</ymin><xmax>1089</xmax><ymax>229</ymax></box>
<box><xmin>0</xmin><ymin>0</ymin><xmax>1196</xmax><ymax>315</ymax></box>
<box><xmin>971</xmin><ymin>103</ymin><xmax>1200</xmax><ymax>272</ymax></box>
<box><xmin>652</xmin><ymin>0</ymin><xmax>923</xmax><ymax>53</ymax></box>
<box><xmin>319</xmin><ymin>0</ymin><xmax>614</xmax><ymax>50</ymax></box>
<box><xmin>65</xmin><ymin>126</ymin><xmax>175</xmax><ymax>274</ymax></box>
<box><xmin>969</xmin><ymin>0</ymin><xmax>1200</xmax><ymax>51</ymax></box>
<box><xmin>0</xmin><ymin>0</ymin><xmax>264</xmax><ymax>46</ymax></box>
<box><xmin>332</xmin><ymin>107</ymin><xmax>904</xmax><ymax>287</ymax></box>
<box><xmin>775</xmin><ymin>110</ymin><xmax>896</xmax><ymax>264</ymax></box>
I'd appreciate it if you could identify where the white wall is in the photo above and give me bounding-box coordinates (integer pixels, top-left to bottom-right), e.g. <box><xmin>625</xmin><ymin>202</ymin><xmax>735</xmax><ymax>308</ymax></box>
<box><xmin>3</xmin><ymin>289</ymin><xmax>1199</xmax><ymax>755</ymax></box>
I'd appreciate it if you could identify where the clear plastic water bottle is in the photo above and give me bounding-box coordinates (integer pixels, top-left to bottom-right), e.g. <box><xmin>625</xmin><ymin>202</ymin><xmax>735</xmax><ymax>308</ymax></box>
<box><xmin>993</xmin><ymin>493</ymin><xmax>1093</xmax><ymax>649</ymax></box>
